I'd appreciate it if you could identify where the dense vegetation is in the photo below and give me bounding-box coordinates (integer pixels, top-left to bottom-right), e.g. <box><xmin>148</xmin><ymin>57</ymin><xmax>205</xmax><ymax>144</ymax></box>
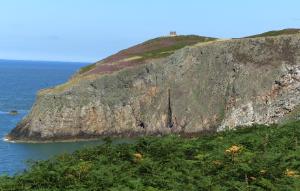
<box><xmin>1</xmin><ymin>121</ymin><xmax>300</xmax><ymax>190</ymax></box>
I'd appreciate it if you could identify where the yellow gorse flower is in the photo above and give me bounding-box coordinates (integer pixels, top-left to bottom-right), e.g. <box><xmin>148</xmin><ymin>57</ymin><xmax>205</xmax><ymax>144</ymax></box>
<box><xmin>285</xmin><ymin>169</ymin><xmax>299</xmax><ymax>177</ymax></box>
<box><xmin>133</xmin><ymin>153</ymin><xmax>143</xmax><ymax>161</ymax></box>
<box><xmin>225</xmin><ymin>145</ymin><xmax>241</xmax><ymax>154</ymax></box>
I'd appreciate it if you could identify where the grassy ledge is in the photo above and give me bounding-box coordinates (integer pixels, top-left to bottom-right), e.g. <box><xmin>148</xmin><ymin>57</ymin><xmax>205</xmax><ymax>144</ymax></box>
<box><xmin>1</xmin><ymin>121</ymin><xmax>300</xmax><ymax>190</ymax></box>
<box><xmin>78</xmin><ymin>63</ymin><xmax>97</xmax><ymax>75</ymax></box>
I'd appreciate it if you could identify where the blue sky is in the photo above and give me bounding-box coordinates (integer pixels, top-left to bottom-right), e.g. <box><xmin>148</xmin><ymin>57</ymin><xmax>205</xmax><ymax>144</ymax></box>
<box><xmin>0</xmin><ymin>0</ymin><xmax>299</xmax><ymax>63</ymax></box>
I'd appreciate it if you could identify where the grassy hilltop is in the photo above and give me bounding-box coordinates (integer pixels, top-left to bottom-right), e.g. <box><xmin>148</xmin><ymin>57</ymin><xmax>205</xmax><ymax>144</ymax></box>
<box><xmin>76</xmin><ymin>28</ymin><xmax>300</xmax><ymax>79</ymax></box>
<box><xmin>77</xmin><ymin>35</ymin><xmax>216</xmax><ymax>76</ymax></box>
<box><xmin>2</xmin><ymin>121</ymin><xmax>300</xmax><ymax>190</ymax></box>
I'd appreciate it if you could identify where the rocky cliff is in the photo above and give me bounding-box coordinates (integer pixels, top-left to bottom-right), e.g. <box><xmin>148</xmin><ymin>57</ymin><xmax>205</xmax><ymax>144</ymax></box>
<box><xmin>7</xmin><ymin>31</ymin><xmax>300</xmax><ymax>141</ymax></box>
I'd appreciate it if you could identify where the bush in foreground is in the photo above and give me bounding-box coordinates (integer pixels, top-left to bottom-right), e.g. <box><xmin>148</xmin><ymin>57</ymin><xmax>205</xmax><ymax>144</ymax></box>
<box><xmin>1</xmin><ymin>121</ymin><xmax>300</xmax><ymax>190</ymax></box>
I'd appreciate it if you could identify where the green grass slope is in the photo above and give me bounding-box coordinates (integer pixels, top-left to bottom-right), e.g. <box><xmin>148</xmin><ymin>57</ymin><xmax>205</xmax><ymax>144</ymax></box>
<box><xmin>2</xmin><ymin>121</ymin><xmax>300</xmax><ymax>190</ymax></box>
<box><xmin>246</xmin><ymin>28</ymin><xmax>300</xmax><ymax>38</ymax></box>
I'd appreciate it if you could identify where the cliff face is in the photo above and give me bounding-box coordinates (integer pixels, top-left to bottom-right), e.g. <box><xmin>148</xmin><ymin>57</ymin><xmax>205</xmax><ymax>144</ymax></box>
<box><xmin>8</xmin><ymin>34</ymin><xmax>300</xmax><ymax>141</ymax></box>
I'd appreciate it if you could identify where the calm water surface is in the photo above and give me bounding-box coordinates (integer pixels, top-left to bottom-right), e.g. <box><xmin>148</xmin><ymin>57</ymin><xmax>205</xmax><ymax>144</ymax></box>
<box><xmin>0</xmin><ymin>60</ymin><xmax>105</xmax><ymax>175</ymax></box>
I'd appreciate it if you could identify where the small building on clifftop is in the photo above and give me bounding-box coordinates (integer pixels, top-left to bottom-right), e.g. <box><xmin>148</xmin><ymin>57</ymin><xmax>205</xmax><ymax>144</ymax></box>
<box><xmin>169</xmin><ymin>31</ymin><xmax>177</xmax><ymax>36</ymax></box>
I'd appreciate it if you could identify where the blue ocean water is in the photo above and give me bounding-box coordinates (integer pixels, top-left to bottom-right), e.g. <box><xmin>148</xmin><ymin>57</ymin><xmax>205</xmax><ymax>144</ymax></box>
<box><xmin>0</xmin><ymin>60</ymin><xmax>104</xmax><ymax>175</ymax></box>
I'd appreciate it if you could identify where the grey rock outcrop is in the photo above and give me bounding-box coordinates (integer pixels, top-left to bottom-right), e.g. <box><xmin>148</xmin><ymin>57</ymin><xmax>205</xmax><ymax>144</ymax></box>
<box><xmin>8</xmin><ymin>34</ymin><xmax>300</xmax><ymax>141</ymax></box>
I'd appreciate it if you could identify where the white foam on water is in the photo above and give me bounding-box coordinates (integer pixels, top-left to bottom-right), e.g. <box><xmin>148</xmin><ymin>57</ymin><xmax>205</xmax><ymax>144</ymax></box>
<box><xmin>0</xmin><ymin>111</ymin><xmax>8</xmax><ymax>115</ymax></box>
<box><xmin>2</xmin><ymin>137</ymin><xmax>16</xmax><ymax>143</ymax></box>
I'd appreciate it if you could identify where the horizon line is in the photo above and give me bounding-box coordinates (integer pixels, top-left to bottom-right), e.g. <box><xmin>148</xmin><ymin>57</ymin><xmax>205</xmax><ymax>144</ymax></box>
<box><xmin>0</xmin><ymin>58</ymin><xmax>93</xmax><ymax>64</ymax></box>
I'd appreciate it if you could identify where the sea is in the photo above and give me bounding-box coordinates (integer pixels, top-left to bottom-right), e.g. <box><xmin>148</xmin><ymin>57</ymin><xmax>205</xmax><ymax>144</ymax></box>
<box><xmin>0</xmin><ymin>59</ymin><xmax>104</xmax><ymax>175</ymax></box>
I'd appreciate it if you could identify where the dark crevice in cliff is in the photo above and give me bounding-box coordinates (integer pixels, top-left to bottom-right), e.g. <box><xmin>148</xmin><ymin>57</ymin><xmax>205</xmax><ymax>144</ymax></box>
<box><xmin>167</xmin><ymin>88</ymin><xmax>174</xmax><ymax>128</ymax></box>
<box><xmin>138</xmin><ymin>121</ymin><xmax>146</xmax><ymax>129</ymax></box>
<box><xmin>90</xmin><ymin>83</ymin><xmax>97</xmax><ymax>89</ymax></box>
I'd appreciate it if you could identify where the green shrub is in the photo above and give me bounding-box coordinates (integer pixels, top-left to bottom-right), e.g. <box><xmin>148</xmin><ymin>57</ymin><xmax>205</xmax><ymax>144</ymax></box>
<box><xmin>1</xmin><ymin>121</ymin><xmax>300</xmax><ymax>190</ymax></box>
